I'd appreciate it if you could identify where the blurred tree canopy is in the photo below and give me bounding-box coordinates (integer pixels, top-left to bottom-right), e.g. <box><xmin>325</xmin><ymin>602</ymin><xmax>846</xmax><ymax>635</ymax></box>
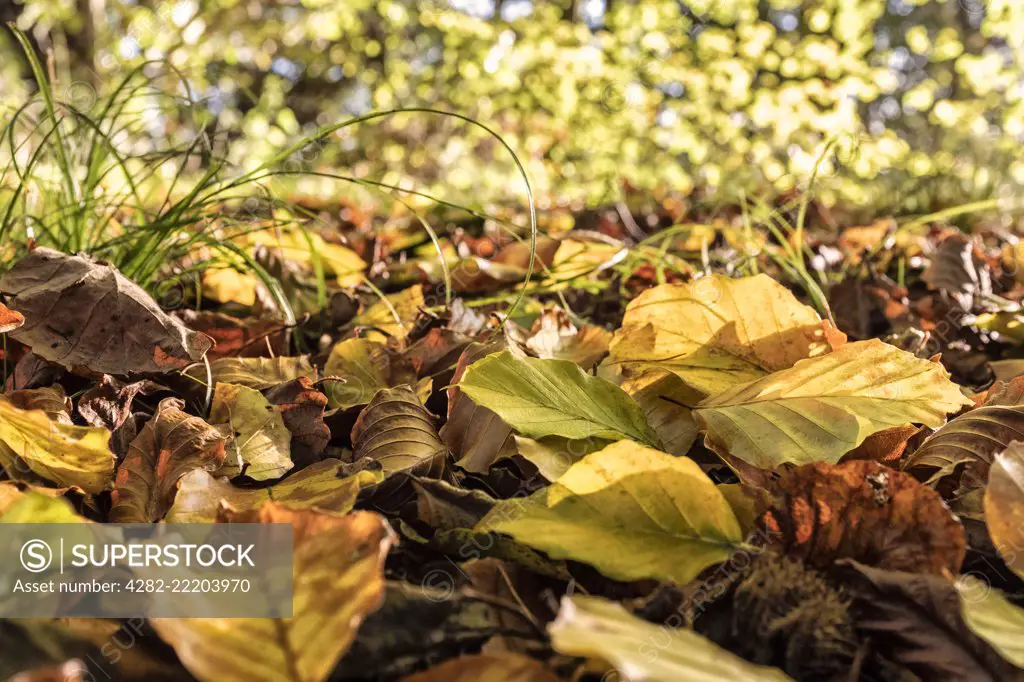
<box><xmin>3</xmin><ymin>0</ymin><xmax>1024</xmax><ymax>217</ymax></box>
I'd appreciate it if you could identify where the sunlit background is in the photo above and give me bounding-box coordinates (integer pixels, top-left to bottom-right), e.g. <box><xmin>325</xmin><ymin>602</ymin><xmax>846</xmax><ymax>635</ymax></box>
<box><xmin>2</xmin><ymin>0</ymin><xmax>1024</xmax><ymax>217</ymax></box>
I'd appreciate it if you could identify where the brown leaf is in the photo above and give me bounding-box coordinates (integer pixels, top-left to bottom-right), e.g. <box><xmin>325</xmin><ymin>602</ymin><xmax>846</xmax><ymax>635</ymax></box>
<box><xmin>521</xmin><ymin>307</ymin><xmax>612</xmax><ymax>370</ymax></box>
<box><xmin>761</xmin><ymin>460</ymin><xmax>965</xmax><ymax>575</ymax></box>
<box><xmin>78</xmin><ymin>377</ymin><xmax>157</xmax><ymax>431</ymax></box>
<box><xmin>922</xmin><ymin>231</ymin><xmax>992</xmax><ymax>311</ymax></box>
<box><xmin>904</xmin><ymin>404</ymin><xmax>1024</xmax><ymax>486</ymax></box>
<box><xmin>111</xmin><ymin>398</ymin><xmax>228</xmax><ymax>522</ymax></box>
<box><xmin>0</xmin><ymin>301</ymin><xmax>25</xmax><ymax>333</ymax></box>
<box><xmin>6</xmin><ymin>385</ymin><xmax>73</xmax><ymax>423</ymax></box>
<box><xmin>177</xmin><ymin>310</ymin><xmax>287</xmax><ymax>360</ymax></box>
<box><xmin>839</xmin><ymin>560</ymin><xmax>1022</xmax><ymax>682</ymax></box>
<box><xmin>400</xmin><ymin>654</ymin><xmax>561</xmax><ymax>682</ymax></box>
<box><xmin>351</xmin><ymin>385</ymin><xmax>447</xmax><ymax>476</ymax></box>
<box><xmin>0</xmin><ymin>248</ymin><xmax>213</xmax><ymax>374</ymax></box>
<box><xmin>264</xmin><ymin>376</ymin><xmax>331</xmax><ymax>460</ymax></box>
<box><xmin>440</xmin><ymin>343</ymin><xmax>515</xmax><ymax>474</ymax></box>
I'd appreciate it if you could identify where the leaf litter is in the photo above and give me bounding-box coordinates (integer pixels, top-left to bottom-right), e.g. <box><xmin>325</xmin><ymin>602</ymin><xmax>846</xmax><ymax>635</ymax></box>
<box><xmin>5</xmin><ymin>213</ymin><xmax>1024</xmax><ymax>682</ymax></box>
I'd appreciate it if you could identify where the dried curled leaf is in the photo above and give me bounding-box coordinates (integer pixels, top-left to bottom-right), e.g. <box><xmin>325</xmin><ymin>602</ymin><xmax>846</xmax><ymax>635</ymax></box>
<box><xmin>695</xmin><ymin>339</ymin><xmax>971</xmax><ymax>468</ymax></box>
<box><xmin>111</xmin><ymin>398</ymin><xmax>228</xmax><ymax>522</ymax></box>
<box><xmin>351</xmin><ymin>385</ymin><xmax>447</xmax><ymax>476</ymax></box>
<box><xmin>264</xmin><ymin>377</ymin><xmax>331</xmax><ymax>457</ymax></box>
<box><xmin>840</xmin><ymin>561</ymin><xmax>1020</xmax><ymax>682</ymax></box>
<box><xmin>152</xmin><ymin>504</ymin><xmax>394</xmax><ymax>682</ymax></box>
<box><xmin>602</xmin><ymin>274</ymin><xmax>829</xmax><ymax>396</ymax></box>
<box><xmin>922</xmin><ymin>231</ymin><xmax>992</xmax><ymax>311</ymax></box>
<box><xmin>904</xmin><ymin>404</ymin><xmax>1024</xmax><ymax>485</ymax></box>
<box><xmin>761</xmin><ymin>460</ymin><xmax>965</xmax><ymax>575</ymax></box>
<box><xmin>0</xmin><ymin>248</ymin><xmax>212</xmax><ymax>374</ymax></box>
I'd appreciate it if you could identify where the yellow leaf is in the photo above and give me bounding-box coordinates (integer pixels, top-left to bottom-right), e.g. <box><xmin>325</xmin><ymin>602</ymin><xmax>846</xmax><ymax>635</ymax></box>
<box><xmin>248</xmin><ymin>227</ymin><xmax>366</xmax><ymax>287</ymax></box>
<box><xmin>352</xmin><ymin>285</ymin><xmax>425</xmax><ymax>341</ymax></box>
<box><xmin>0</xmin><ymin>398</ymin><xmax>115</xmax><ymax>494</ymax></box>
<box><xmin>209</xmin><ymin>383</ymin><xmax>293</xmax><ymax>481</ymax></box>
<box><xmin>694</xmin><ymin>339</ymin><xmax>972</xmax><ymax>468</ymax></box>
<box><xmin>202</xmin><ymin>266</ymin><xmax>259</xmax><ymax>306</ymax></box>
<box><xmin>476</xmin><ymin>440</ymin><xmax>743</xmax><ymax>585</ymax></box>
<box><xmin>984</xmin><ymin>442</ymin><xmax>1024</xmax><ymax>581</ymax></box>
<box><xmin>151</xmin><ymin>505</ymin><xmax>394</xmax><ymax>682</ymax></box>
<box><xmin>601</xmin><ymin>274</ymin><xmax>829</xmax><ymax>396</ymax></box>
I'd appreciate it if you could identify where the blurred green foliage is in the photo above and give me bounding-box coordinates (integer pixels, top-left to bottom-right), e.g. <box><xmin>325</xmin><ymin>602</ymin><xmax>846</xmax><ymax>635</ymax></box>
<box><xmin>4</xmin><ymin>0</ymin><xmax>1024</xmax><ymax>216</ymax></box>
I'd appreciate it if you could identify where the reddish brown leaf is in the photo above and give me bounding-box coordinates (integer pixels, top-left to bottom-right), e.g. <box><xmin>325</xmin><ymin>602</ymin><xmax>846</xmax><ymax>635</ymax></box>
<box><xmin>177</xmin><ymin>310</ymin><xmax>287</xmax><ymax>360</ymax></box>
<box><xmin>761</xmin><ymin>460</ymin><xmax>965</xmax><ymax>575</ymax></box>
<box><xmin>111</xmin><ymin>398</ymin><xmax>228</xmax><ymax>522</ymax></box>
<box><xmin>842</xmin><ymin>424</ymin><xmax>921</xmax><ymax>463</ymax></box>
<box><xmin>0</xmin><ymin>301</ymin><xmax>25</xmax><ymax>333</ymax></box>
<box><xmin>264</xmin><ymin>376</ymin><xmax>331</xmax><ymax>459</ymax></box>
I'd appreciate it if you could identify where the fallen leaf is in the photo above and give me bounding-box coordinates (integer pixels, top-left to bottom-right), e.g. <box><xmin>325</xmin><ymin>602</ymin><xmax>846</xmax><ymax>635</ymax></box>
<box><xmin>323</xmin><ymin>338</ymin><xmax>421</xmax><ymax>409</ymax></box>
<box><xmin>0</xmin><ymin>248</ymin><xmax>212</xmax><ymax>374</ymax></box>
<box><xmin>439</xmin><ymin>343</ymin><xmax>516</xmax><ymax>474</ymax></box>
<box><xmin>351</xmin><ymin>385</ymin><xmax>447</xmax><ymax>476</ymax></box>
<box><xmin>201</xmin><ymin>265</ymin><xmax>259</xmax><ymax>306</ymax></box>
<box><xmin>983</xmin><ymin>442</ymin><xmax>1024</xmax><ymax>580</ymax></box>
<box><xmin>602</xmin><ymin>274</ymin><xmax>829</xmax><ymax>396</ymax></box>
<box><xmin>77</xmin><ymin>377</ymin><xmax>153</xmax><ymax>431</ymax></box>
<box><xmin>178</xmin><ymin>310</ymin><xmax>287</xmax><ymax>360</ymax></box>
<box><xmin>459</xmin><ymin>350</ymin><xmax>661</xmax><ymax>447</ymax></box>
<box><xmin>151</xmin><ymin>504</ymin><xmax>394</xmax><ymax>682</ymax></box>
<box><xmin>247</xmin><ymin>226</ymin><xmax>366</xmax><ymax>287</ymax></box>
<box><xmin>624</xmin><ymin>370</ymin><xmax>700</xmax><ymax>457</ymax></box>
<box><xmin>196</xmin><ymin>356</ymin><xmax>318</xmax><ymax>390</ymax></box>
<box><xmin>476</xmin><ymin>440</ymin><xmax>744</xmax><ymax>585</ymax></box>
<box><xmin>264</xmin><ymin>377</ymin><xmax>331</xmax><ymax>458</ymax></box>
<box><xmin>839</xmin><ymin>560</ymin><xmax>1020</xmax><ymax>682</ymax></box>
<box><xmin>922</xmin><ymin>230</ymin><xmax>992</xmax><ymax>311</ymax></box>
<box><xmin>111</xmin><ymin>398</ymin><xmax>228</xmax><ymax>522</ymax></box>
<box><xmin>6</xmin><ymin>385</ymin><xmax>73</xmax><ymax>423</ymax></box>
<box><xmin>841</xmin><ymin>424</ymin><xmax>921</xmax><ymax>463</ymax></box>
<box><xmin>167</xmin><ymin>461</ymin><xmax>381</xmax><ymax>522</ymax></box>
<box><xmin>521</xmin><ymin>308</ymin><xmax>611</xmax><ymax>369</ymax></box>
<box><xmin>695</xmin><ymin>339</ymin><xmax>971</xmax><ymax>468</ymax></box>
<box><xmin>400</xmin><ymin>654</ymin><xmax>561</xmax><ymax>682</ymax></box>
<box><xmin>0</xmin><ymin>397</ymin><xmax>115</xmax><ymax>494</ymax></box>
<box><xmin>352</xmin><ymin>285</ymin><xmax>425</xmax><ymax>341</ymax></box>
<box><xmin>513</xmin><ymin>435</ymin><xmax>610</xmax><ymax>481</ymax></box>
<box><xmin>957</xmin><ymin>575</ymin><xmax>1024</xmax><ymax>669</ymax></box>
<box><xmin>209</xmin><ymin>382</ymin><xmax>293</xmax><ymax>480</ymax></box>
<box><xmin>905</xmin><ymin>403</ymin><xmax>1024</xmax><ymax>484</ymax></box>
<box><xmin>0</xmin><ymin>301</ymin><xmax>24</xmax><ymax>333</ymax></box>
<box><xmin>549</xmin><ymin>595</ymin><xmax>793</xmax><ymax>681</ymax></box>
<box><xmin>761</xmin><ymin>459</ymin><xmax>965</xmax><ymax>575</ymax></box>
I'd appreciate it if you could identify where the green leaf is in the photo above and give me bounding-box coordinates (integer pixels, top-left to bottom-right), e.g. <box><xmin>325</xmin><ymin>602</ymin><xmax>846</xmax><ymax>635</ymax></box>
<box><xmin>210</xmin><ymin>382</ymin><xmax>293</xmax><ymax>481</ymax></box>
<box><xmin>694</xmin><ymin>339</ymin><xmax>972</xmax><ymax>468</ymax></box>
<box><xmin>459</xmin><ymin>351</ymin><xmax>661</xmax><ymax>447</ymax></box>
<box><xmin>475</xmin><ymin>440</ymin><xmax>743</xmax><ymax>585</ymax></box>
<box><xmin>549</xmin><ymin>595</ymin><xmax>793</xmax><ymax>681</ymax></box>
<box><xmin>0</xmin><ymin>397</ymin><xmax>115</xmax><ymax>494</ymax></box>
<box><xmin>958</xmin><ymin>576</ymin><xmax>1024</xmax><ymax>669</ymax></box>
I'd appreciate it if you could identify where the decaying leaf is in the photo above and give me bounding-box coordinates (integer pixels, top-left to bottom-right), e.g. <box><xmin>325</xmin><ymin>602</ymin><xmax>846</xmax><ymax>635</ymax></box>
<box><xmin>905</xmin><ymin>403</ymin><xmax>1024</xmax><ymax>485</ymax></box>
<box><xmin>983</xmin><ymin>442</ymin><xmax>1024</xmax><ymax>580</ymax></box>
<box><xmin>0</xmin><ymin>301</ymin><xmax>24</xmax><ymax>333</ymax></box>
<box><xmin>520</xmin><ymin>308</ymin><xmax>612</xmax><ymax>369</ymax></box>
<box><xmin>459</xmin><ymin>350</ymin><xmax>661</xmax><ymax>447</ymax></box>
<box><xmin>694</xmin><ymin>339</ymin><xmax>971</xmax><ymax>468</ymax></box>
<box><xmin>0</xmin><ymin>248</ymin><xmax>212</xmax><ymax>374</ymax></box>
<box><xmin>264</xmin><ymin>376</ymin><xmax>331</xmax><ymax>457</ymax></box>
<box><xmin>840</xmin><ymin>561</ymin><xmax>1021</xmax><ymax>682</ymax></box>
<box><xmin>0</xmin><ymin>396</ymin><xmax>115</xmax><ymax>494</ymax></box>
<box><xmin>111</xmin><ymin>398</ymin><xmax>228</xmax><ymax>522</ymax></box>
<box><xmin>476</xmin><ymin>440</ymin><xmax>744</xmax><ymax>585</ymax></box>
<box><xmin>351</xmin><ymin>385</ymin><xmax>447</xmax><ymax>476</ymax></box>
<box><xmin>209</xmin><ymin>382</ymin><xmax>293</xmax><ymax>481</ymax></box>
<box><xmin>151</xmin><ymin>504</ymin><xmax>394</xmax><ymax>682</ymax></box>
<box><xmin>77</xmin><ymin>377</ymin><xmax>154</xmax><ymax>431</ymax></box>
<box><xmin>549</xmin><ymin>595</ymin><xmax>793</xmax><ymax>681</ymax></box>
<box><xmin>761</xmin><ymin>459</ymin><xmax>965</xmax><ymax>575</ymax></box>
<box><xmin>602</xmin><ymin>274</ymin><xmax>830</xmax><ymax>396</ymax></box>
<box><xmin>922</xmin><ymin>230</ymin><xmax>992</xmax><ymax>311</ymax></box>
